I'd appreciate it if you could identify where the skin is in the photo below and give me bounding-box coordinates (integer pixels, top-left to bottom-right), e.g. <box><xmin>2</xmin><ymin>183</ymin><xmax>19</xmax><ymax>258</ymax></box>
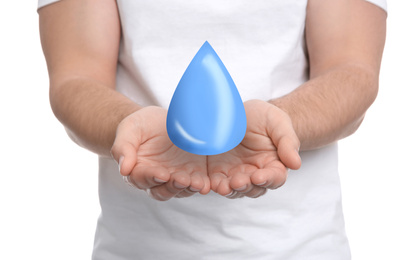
<box><xmin>112</xmin><ymin>106</ymin><xmax>210</xmax><ymax>200</ymax></box>
<box><xmin>271</xmin><ymin>0</ymin><xmax>387</xmax><ymax>150</ymax></box>
<box><xmin>39</xmin><ymin>0</ymin><xmax>386</xmax><ymax>201</ymax></box>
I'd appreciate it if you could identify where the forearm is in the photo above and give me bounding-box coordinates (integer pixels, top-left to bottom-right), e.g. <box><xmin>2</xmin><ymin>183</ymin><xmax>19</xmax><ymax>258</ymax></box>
<box><xmin>269</xmin><ymin>63</ymin><xmax>378</xmax><ymax>151</ymax></box>
<box><xmin>50</xmin><ymin>77</ymin><xmax>141</xmax><ymax>157</ymax></box>
<box><xmin>39</xmin><ymin>0</ymin><xmax>127</xmax><ymax>157</ymax></box>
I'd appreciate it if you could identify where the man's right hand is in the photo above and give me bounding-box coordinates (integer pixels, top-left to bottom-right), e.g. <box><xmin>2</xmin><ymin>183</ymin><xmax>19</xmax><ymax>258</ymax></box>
<box><xmin>111</xmin><ymin>106</ymin><xmax>210</xmax><ymax>201</ymax></box>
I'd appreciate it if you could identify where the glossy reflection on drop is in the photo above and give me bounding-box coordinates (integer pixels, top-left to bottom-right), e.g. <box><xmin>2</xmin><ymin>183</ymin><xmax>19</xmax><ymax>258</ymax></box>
<box><xmin>201</xmin><ymin>53</ymin><xmax>235</xmax><ymax>149</ymax></box>
<box><xmin>166</xmin><ymin>41</ymin><xmax>247</xmax><ymax>155</ymax></box>
<box><xmin>173</xmin><ymin>120</ymin><xmax>206</xmax><ymax>146</ymax></box>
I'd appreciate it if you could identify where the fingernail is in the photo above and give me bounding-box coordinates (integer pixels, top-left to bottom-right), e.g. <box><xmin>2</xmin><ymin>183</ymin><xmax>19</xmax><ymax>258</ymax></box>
<box><xmin>123</xmin><ymin>175</ymin><xmax>136</xmax><ymax>188</ymax></box>
<box><xmin>153</xmin><ymin>177</ymin><xmax>167</xmax><ymax>184</ymax></box>
<box><xmin>235</xmin><ymin>185</ymin><xmax>247</xmax><ymax>191</ymax></box>
<box><xmin>174</xmin><ymin>181</ymin><xmax>188</xmax><ymax>189</ymax></box>
<box><xmin>118</xmin><ymin>156</ymin><xmax>124</xmax><ymax>173</ymax></box>
<box><xmin>225</xmin><ymin>191</ymin><xmax>235</xmax><ymax>197</ymax></box>
<box><xmin>189</xmin><ymin>186</ymin><xmax>201</xmax><ymax>192</ymax></box>
<box><xmin>256</xmin><ymin>181</ymin><xmax>267</xmax><ymax>186</ymax></box>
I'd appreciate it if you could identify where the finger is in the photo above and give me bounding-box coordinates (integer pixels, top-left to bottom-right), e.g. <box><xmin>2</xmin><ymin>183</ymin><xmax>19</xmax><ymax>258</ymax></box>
<box><xmin>111</xmin><ymin>120</ymin><xmax>141</xmax><ymax>176</ymax></box>
<box><xmin>200</xmin><ymin>172</ymin><xmax>211</xmax><ymax>195</ymax></box>
<box><xmin>148</xmin><ymin>171</ymin><xmax>191</xmax><ymax>201</ymax></box>
<box><xmin>148</xmin><ymin>185</ymin><xmax>179</xmax><ymax>201</ymax></box>
<box><xmin>277</xmin><ymin>136</ymin><xmax>301</xmax><ymax>170</ymax></box>
<box><xmin>189</xmin><ymin>171</ymin><xmax>211</xmax><ymax>195</ymax></box>
<box><xmin>122</xmin><ymin>175</ymin><xmax>140</xmax><ymax>189</ymax></box>
<box><xmin>265</xmin><ymin>107</ymin><xmax>301</xmax><ymax>170</ymax></box>
<box><xmin>209</xmin><ymin>172</ymin><xmax>225</xmax><ymax>194</ymax></box>
<box><xmin>229</xmin><ymin>167</ymin><xmax>255</xmax><ymax>193</ymax></box>
<box><xmin>111</xmin><ymin>142</ymin><xmax>138</xmax><ymax>176</ymax></box>
<box><xmin>210</xmin><ymin>173</ymin><xmax>233</xmax><ymax>196</ymax></box>
<box><xmin>226</xmin><ymin>191</ymin><xmax>245</xmax><ymax>199</ymax></box>
<box><xmin>243</xmin><ymin>186</ymin><xmax>268</xmax><ymax>198</ymax></box>
<box><xmin>175</xmin><ymin>171</ymin><xmax>209</xmax><ymax>198</ymax></box>
<box><xmin>130</xmin><ymin>165</ymin><xmax>170</xmax><ymax>190</ymax></box>
<box><xmin>250</xmin><ymin>163</ymin><xmax>288</xmax><ymax>190</ymax></box>
<box><xmin>171</xmin><ymin>171</ymin><xmax>192</xmax><ymax>190</ymax></box>
<box><xmin>175</xmin><ymin>189</ymin><xmax>196</xmax><ymax>198</ymax></box>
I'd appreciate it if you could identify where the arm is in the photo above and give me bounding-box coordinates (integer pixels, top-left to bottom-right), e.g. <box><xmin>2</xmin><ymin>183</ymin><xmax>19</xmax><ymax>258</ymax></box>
<box><xmin>39</xmin><ymin>0</ymin><xmax>210</xmax><ymax>199</ymax></box>
<box><xmin>39</xmin><ymin>0</ymin><xmax>141</xmax><ymax>157</ymax></box>
<box><xmin>269</xmin><ymin>0</ymin><xmax>387</xmax><ymax>150</ymax></box>
<box><xmin>207</xmin><ymin>0</ymin><xmax>386</xmax><ymax>198</ymax></box>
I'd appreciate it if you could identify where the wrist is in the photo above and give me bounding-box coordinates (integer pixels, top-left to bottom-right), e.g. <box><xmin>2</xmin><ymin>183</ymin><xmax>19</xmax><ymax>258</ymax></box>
<box><xmin>116</xmin><ymin>106</ymin><xmax>166</xmax><ymax>144</ymax></box>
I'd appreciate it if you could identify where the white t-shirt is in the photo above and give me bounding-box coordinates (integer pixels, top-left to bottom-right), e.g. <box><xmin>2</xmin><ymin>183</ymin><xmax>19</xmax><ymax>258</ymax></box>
<box><xmin>38</xmin><ymin>1</ymin><xmax>387</xmax><ymax>259</ymax></box>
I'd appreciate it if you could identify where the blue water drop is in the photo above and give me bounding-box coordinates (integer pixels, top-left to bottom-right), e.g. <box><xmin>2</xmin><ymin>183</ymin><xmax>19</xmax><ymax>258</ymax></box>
<box><xmin>166</xmin><ymin>41</ymin><xmax>247</xmax><ymax>155</ymax></box>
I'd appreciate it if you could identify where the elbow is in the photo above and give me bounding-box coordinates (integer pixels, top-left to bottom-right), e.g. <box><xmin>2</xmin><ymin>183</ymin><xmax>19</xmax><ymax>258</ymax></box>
<box><xmin>343</xmin><ymin>113</ymin><xmax>366</xmax><ymax>139</ymax></box>
<box><xmin>365</xmin><ymin>73</ymin><xmax>379</xmax><ymax>110</ymax></box>
<box><xmin>49</xmin><ymin>81</ymin><xmax>65</xmax><ymax>125</ymax></box>
<box><xmin>342</xmin><ymin>64</ymin><xmax>380</xmax><ymax>139</ymax></box>
<box><xmin>49</xmin><ymin>81</ymin><xmax>82</xmax><ymax>147</ymax></box>
<box><xmin>63</xmin><ymin>127</ymin><xmax>83</xmax><ymax>147</ymax></box>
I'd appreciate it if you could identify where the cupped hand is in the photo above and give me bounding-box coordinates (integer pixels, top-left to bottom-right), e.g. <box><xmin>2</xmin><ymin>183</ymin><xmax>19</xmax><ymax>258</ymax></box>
<box><xmin>111</xmin><ymin>106</ymin><xmax>210</xmax><ymax>201</ymax></box>
<box><xmin>208</xmin><ymin>99</ymin><xmax>301</xmax><ymax>199</ymax></box>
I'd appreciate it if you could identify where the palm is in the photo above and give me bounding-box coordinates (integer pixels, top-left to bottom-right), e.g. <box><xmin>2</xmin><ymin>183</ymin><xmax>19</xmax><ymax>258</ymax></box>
<box><xmin>208</xmin><ymin>130</ymin><xmax>286</xmax><ymax>198</ymax></box>
<box><xmin>113</xmin><ymin>106</ymin><xmax>209</xmax><ymax>200</ymax></box>
<box><xmin>113</xmin><ymin>101</ymin><xmax>300</xmax><ymax>200</ymax></box>
<box><xmin>207</xmin><ymin>100</ymin><xmax>300</xmax><ymax>198</ymax></box>
<box><xmin>135</xmin><ymin>132</ymin><xmax>206</xmax><ymax>181</ymax></box>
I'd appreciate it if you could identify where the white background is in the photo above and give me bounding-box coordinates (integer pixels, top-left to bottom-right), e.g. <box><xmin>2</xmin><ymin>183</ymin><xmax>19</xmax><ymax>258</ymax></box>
<box><xmin>0</xmin><ymin>1</ymin><xmax>418</xmax><ymax>259</ymax></box>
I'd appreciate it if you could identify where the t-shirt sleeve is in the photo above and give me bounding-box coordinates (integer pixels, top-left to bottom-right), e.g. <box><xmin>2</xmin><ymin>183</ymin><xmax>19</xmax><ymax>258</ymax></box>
<box><xmin>364</xmin><ymin>0</ymin><xmax>387</xmax><ymax>12</ymax></box>
<box><xmin>38</xmin><ymin>0</ymin><xmax>60</xmax><ymax>10</ymax></box>
<box><xmin>38</xmin><ymin>0</ymin><xmax>387</xmax><ymax>13</ymax></box>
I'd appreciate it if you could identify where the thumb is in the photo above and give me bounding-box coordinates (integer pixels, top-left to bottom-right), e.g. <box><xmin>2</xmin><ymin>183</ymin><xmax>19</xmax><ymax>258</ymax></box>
<box><xmin>110</xmin><ymin>125</ymin><xmax>139</xmax><ymax>176</ymax></box>
<box><xmin>276</xmin><ymin>136</ymin><xmax>301</xmax><ymax>170</ymax></box>
<box><xmin>266</xmin><ymin>106</ymin><xmax>301</xmax><ymax>170</ymax></box>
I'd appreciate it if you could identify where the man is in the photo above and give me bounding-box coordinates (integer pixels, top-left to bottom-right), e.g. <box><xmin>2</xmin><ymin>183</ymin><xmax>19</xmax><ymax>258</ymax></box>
<box><xmin>39</xmin><ymin>0</ymin><xmax>386</xmax><ymax>259</ymax></box>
